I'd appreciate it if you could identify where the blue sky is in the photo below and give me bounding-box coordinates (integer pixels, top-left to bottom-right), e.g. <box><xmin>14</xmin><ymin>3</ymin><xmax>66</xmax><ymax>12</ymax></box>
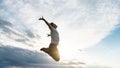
<box><xmin>0</xmin><ymin>0</ymin><xmax>120</xmax><ymax>68</ymax></box>
<box><xmin>85</xmin><ymin>26</ymin><xmax>120</xmax><ymax>67</ymax></box>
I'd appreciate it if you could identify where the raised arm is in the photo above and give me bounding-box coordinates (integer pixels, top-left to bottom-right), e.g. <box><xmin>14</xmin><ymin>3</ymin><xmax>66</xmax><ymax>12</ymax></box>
<box><xmin>39</xmin><ymin>17</ymin><xmax>52</xmax><ymax>30</ymax></box>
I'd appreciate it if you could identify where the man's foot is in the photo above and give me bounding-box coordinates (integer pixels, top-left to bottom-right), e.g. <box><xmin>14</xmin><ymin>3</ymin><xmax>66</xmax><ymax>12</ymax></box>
<box><xmin>40</xmin><ymin>47</ymin><xmax>60</xmax><ymax>61</ymax></box>
<box><xmin>40</xmin><ymin>48</ymin><xmax>49</xmax><ymax>53</ymax></box>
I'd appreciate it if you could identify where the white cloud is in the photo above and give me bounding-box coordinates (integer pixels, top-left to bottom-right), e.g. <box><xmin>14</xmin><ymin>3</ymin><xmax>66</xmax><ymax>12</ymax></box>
<box><xmin>58</xmin><ymin>0</ymin><xmax>120</xmax><ymax>49</ymax></box>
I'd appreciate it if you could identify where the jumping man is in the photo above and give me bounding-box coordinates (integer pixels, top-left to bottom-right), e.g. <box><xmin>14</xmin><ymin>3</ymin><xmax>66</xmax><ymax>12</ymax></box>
<box><xmin>39</xmin><ymin>17</ymin><xmax>60</xmax><ymax>61</ymax></box>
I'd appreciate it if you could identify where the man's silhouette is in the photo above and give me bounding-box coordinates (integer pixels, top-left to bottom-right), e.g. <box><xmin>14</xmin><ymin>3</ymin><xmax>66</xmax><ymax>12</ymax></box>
<box><xmin>39</xmin><ymin>17</ymin><xmax>60</xmax><ymax>61</ymax></box>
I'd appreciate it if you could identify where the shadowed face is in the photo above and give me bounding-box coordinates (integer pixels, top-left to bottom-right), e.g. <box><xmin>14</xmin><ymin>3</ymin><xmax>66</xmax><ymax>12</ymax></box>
<box><xmin>50</xmin><ymin>22</ymin><xmax>57</xmax><ymax>29</ymax></box>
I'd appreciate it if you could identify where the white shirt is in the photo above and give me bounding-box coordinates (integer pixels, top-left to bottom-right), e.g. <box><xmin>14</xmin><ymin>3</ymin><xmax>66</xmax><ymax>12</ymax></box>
<box><xmin>50</xmin><ymin>27</ymin><xmax>59</xmax><ymax>44</ymax></box>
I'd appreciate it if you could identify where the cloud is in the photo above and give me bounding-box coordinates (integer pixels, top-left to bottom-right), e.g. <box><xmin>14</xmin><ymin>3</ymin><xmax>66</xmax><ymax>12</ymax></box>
<box><xmin>57</xmin><ymin>0</ymin><xmax>120</xmax><ymax>49</ymax></box>
<box><xmin>0</xmin><ymin>45</ymin><xmax>109</xmax><ymax>68</ymax></box>
<box><xmin>0</xmin><ymin>45</ymin><xmax>55</xmax><ymax>68</ymax></box>
<box><xmin>0</xmin><ymin>19</ymin><xmax>41</xmax><ymax>50</ymax></box>
<box><xmin>0</xmin><ymin>44</ymin><xmax>86</xmax><ymax>68</ymax></box>
<box><xmin>86</xmin><ymin>65</ymin><xmax>110</xmax><ymax>68</ymax></box>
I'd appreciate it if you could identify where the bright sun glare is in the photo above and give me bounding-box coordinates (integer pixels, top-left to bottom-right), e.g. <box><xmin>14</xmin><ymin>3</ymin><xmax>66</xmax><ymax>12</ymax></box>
<box><xmin>59</xmin><ymin>45</ymin><xmax>84</xmax><ymax>61</ymax></box>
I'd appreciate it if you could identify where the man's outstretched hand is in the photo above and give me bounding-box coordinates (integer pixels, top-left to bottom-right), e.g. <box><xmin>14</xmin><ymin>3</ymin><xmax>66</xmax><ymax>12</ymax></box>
<box><xmin>39</xmin><ymin>16</ymin><xmax>45</xmax><ymax>20</ymax></box>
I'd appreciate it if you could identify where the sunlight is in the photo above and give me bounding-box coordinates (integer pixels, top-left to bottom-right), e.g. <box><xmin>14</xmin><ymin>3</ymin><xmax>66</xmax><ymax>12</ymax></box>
<box><xmin>59</xmin><ymin>45</ymin><xmax>84</xmax><ymax>61</ymax></box>
<box><xmin>59</xmin><ymin>46</ymin><xmax>75</xmax><ymax>60</ymax></box>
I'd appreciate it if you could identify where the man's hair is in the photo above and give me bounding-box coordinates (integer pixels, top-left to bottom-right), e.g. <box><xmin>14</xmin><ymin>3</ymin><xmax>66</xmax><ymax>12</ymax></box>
<box><xmin>50</xmin><ymin>22</ymin><xmax>57</xmax><ymax>28</ymax></box>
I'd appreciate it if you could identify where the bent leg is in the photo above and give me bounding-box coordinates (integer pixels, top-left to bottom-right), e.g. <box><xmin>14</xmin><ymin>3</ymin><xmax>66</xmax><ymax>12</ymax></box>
<box><xmin>41</xmin><ymin>43</ymin><xmax>60</xmax><ymax>61</ymax></box>
<box><xmin>49</xmin><ymin>43</ymin><xmax>60</xmax><ymax>61</ymax></box>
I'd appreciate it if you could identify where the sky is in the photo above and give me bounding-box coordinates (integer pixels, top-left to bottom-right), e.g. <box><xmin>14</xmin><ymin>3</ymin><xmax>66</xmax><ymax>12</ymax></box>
<box><xmin>0</xmin><ymin>0</ymin><xmax>120</xmax><ymax>68</ymax></box>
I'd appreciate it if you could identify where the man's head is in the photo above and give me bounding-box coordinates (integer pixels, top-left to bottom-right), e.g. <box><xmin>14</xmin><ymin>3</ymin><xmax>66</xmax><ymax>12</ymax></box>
<box><xmin>50</xmin><ymin>22</ymin><xmax>57</xmax><ymax>29</ymax></box>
